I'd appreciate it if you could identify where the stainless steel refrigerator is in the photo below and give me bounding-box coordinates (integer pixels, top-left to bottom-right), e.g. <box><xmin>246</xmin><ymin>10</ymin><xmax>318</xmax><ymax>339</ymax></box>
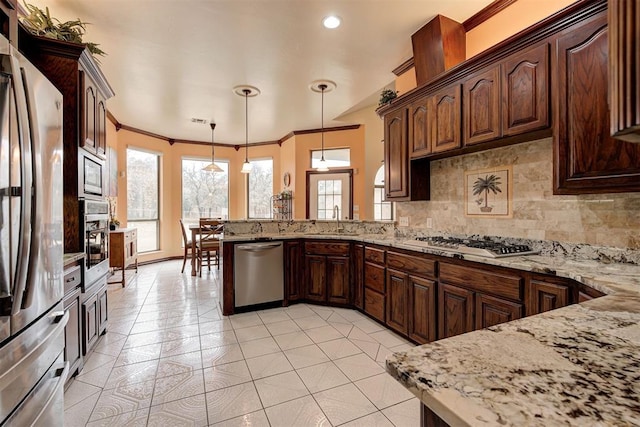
<box><xmin>0</xmin><ymin>34</ymin><xmax>68</xmax><ymax>425</ymax></box>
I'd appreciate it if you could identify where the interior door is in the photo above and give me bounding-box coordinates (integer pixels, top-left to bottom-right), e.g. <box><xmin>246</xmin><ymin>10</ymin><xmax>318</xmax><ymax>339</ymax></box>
<box><xmin>306</xmin><ymin>169</ymin><xmax>353</xmax><ymax>220</ymax></box>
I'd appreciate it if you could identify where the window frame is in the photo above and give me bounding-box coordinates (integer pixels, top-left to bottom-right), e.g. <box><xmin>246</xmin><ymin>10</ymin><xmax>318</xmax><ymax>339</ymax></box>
<box><xmin>126</xmin><ymin>147</ymin><xmax>161</xmax><ymax>253</ymax></box>
<box><xmin>310</xmin><ymin>147</ymin><xmax>351</xmax><ymax>169</ymax></box>
<box><xmin>180</xmin><ymin>156</ymin><xmax>230</xmax><ymax>221</ymax></box>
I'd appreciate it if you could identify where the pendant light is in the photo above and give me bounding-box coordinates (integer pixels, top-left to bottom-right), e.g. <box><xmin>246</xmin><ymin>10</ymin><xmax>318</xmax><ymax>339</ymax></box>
<box><xmin>202</xmin><ymin>122</ymin><xmax>223</xmax><ymax>172</ymax></box>
<box><xmin>234</xmin><ymin>85</ymin><xmax>260</xmax><ymax>174</ymax></box>
<box><xmin>310</xmin><ymin>80</ymin><xmax>336</xmax><ymax>172</ymax></box>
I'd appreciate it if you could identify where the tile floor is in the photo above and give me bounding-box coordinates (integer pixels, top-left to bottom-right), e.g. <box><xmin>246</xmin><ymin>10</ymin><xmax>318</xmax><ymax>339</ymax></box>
<box><xmin>64</xmin><ymin>260</ymin><xmax>420</xmax><ymax>426</ymax></box>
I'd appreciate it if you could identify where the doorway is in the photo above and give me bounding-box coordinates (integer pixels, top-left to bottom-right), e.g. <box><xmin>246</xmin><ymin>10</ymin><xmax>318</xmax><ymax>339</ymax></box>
<box><xmin>306</xmin><ymin>169</ymin><xmax>353</xmax><ymax>220</ymax></box>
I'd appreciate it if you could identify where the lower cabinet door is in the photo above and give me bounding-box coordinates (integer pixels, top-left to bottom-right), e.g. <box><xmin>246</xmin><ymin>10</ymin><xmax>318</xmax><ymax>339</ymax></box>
<box><xmin>98</xmin><ymin>287</ymin><xmax>108</xmax><ymax>335</ymax></box>
<box><xmin>82</xmin><ymin>293</ymin><xmax>98</xmax><ymax>355</ymax></box>
<box><xmin>386</xmin><ymin>269</ymin><xmax>409</xmax><ymax>334</ymax></box>
<box><xmin>475</xmin><ymin>293</ymin><xmax>523</xmax><ymax>329</ymax></box>
<box><xmin>528</xmin><ymin>279</ymin><xmax>570</xmax><ymax>316</ymax></box>
<box><xmin>438</xmin><ymin>283</ymin><xmax>474</xmax><ymax>339</ymax></box>
<box><xmin>63</xmin><ymin>288</ymin><xmax>82</xmax><ymax>378</ymax></box>
<box><xmin>364</xmin><ymin>288</ymin><xmax>385</xmax><ymax>323</ymax></box>
<box><xmin>353</xmin><ymin>244</ymin><xmax>364</xmax><ymax>310</ymax></box>
<box><xmin>408</xmin><ymin>276</ymin><xmax>437</xmax><ymax>344</ymax></box>
<box><xmin>327</xmin><ymin>256</ymin><xmax>350</xmax><ymax>305</ymax></box>
<box><xmin>305</xmin><ymin>255</ymin><xmax>327</xmax><ymax>302</ymax></box>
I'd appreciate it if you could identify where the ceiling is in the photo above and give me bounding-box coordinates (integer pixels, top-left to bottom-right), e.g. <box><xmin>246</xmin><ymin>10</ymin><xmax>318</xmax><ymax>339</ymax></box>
<box><xmin>26</xmin><ymin>0</ymin><xmax>494</xmax><ymax>145</ymax></box>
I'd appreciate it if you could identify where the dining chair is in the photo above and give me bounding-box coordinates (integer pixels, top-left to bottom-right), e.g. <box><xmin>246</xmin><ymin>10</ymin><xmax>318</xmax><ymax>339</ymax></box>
<box><xmin>179</xmin><ymin>219</ymin><xmax>195</xmax><ymax>273</ymax></box>
<box><xmin>196</xmin><ymin>218</ymin><xmax>221</xmax><ymax>276</ymax></box>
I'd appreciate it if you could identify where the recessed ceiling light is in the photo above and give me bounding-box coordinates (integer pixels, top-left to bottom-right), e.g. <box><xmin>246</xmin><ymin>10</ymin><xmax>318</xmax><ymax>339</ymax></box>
<box><xmin>323</xmin><ymin>15</ymin><xmax>341</xmax><ymax>29</ymax></box>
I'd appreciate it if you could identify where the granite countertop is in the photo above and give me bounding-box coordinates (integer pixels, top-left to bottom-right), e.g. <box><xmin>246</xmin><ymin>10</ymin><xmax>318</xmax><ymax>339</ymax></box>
<box><xmin>224</xmin><ymin>231</ymin><xmax>640</xmax><ymax>424</ymax></box>
<box><xmin>63</xmin><ymin>252</ymin><xmax>85</xmax><ymax>266</ymax></box>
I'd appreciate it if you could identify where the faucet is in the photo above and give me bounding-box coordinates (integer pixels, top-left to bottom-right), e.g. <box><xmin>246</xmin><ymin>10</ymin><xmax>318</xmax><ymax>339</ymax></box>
<box><xmin>332</xmin><ymin>205</ymin><xmax>343</xmax><ymax>233</ymax></box>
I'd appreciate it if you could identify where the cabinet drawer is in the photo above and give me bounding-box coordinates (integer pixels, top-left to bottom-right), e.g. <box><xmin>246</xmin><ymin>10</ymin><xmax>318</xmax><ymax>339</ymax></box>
<box><xmin>305</xmin><ymin>242</ymin><xmax>350</xmax><ymax>256</ymax></box>
<box><xmin>439</xmin><ymin>263</ymin><xmax>523</xmax><ymax>301</ymax></box>
<box><xmin>364</xmin><ymin>288</ymin><xmax>385</xmax><ymax>323</ymax></box>
<box><xmin>364</xmin><ymin>247</ymin><xmax>385</xmax><ymax>265</ymax></box>
<box><xmin>364</xmin><ymin>263</ymin><xmax>385</xmax><ymax>293</ymax></box>
<box><xmin>387</xmin><ymin>252</ymin><xmax>436</xmax><ymax>279</ymax></box>
<box><xmin>63</xmin><ymin>265</ymin><xmax>82</xmax><ymax>294</ymax></box>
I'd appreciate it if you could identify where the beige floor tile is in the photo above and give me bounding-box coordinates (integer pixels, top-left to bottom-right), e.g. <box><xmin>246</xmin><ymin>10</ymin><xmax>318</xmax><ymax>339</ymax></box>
<box><xmin>199</xmin><ymin>330</ymin><xmax>238</xmax><ymax>349</ymax></box>
<box><xmin>355</xmin><ymin>373</ymin><xmax>415</xmax><ymax>409</ymax></box>
<box><xmin>156</xmin><ymin>351</ymin><xmax>203</xmax><ymax>378</ymax></box>
<box><xmin>305</xmin><ymin>325</ymin><xmax>344</xmax><ymax>343</ymax></box>
<box><xmin>203</xmin><ymin>360</ymin><xmax>253</xmax><ymax>392</ymax></box>
<box><xmin>64</xmin><ymin>387</ymin><xmax>101</xmax><ymax>427</ymax></box>
<box><xmin>205</xmin><ymin>382</ymin><xmax>263</xmax><ymax>425</ymax></box>
<box><xmin>318</xmin><ymin>337</ymin><xmax>362</xmax><ymax>360</ymax></box>
<box><xmin>152</xmin><ymin>370</ymin><xmax>205</xmax><ymax>406</ymax></box>
<box><xmin>334</xmin><ymin>353</ymin><xmax>385</xmax><ymax>381</ymax></box>
<box><xmin>283</xmin><ymin>344</ymin><xmax>330</xmax><ymax>369</ymax></box>
<box><xmin>229</xmin><ymin>312</ymin><xmax>263</xmax><ymax>329</ymax></box>
<box><xmin>89</xmin><ymin>380</ymin><xmax>155</xmax><ymax>422</ymax></box>
<box><xmin>264</xmin><ymin>395</ymin><xmax>329</xmax><ymax>427</ymax></box>
<box><xmin>245</xmin><ymin>352</ymin><xmax>293</xmax><ymax>380</ymax></box>
<box><xmin>341</xmin><ymin>411</ymin><xmax>395</xmax><ymax>427</ymax></box>
<box><xmin>264</xmin><ymin>319</ymin><xmax>301</xmax><ymax>336</ymax></box>
<box><xmin>64</xmin><ymin>379</ymin><xmax>103</xmax><ymax>410</ymax></box>
<box><xmin>254</xmin><ymin>371</ymin><xmax>309</xmax><ymax>408</ymax></box>
<box><xmin>369</xmin><ymin>330</ymin><xmax>410</xmax><ymax>348</ymax></box>
<box><xmin>240</xmin><ymin>336</ymin><xmax>282</xmax><ymax>359</ymax></box>
<box><xmin>296</xmin><ymin>361</ymin><xmax>350</xmax><ymax>393</ymax></box>
<box><xmin>284</xmin><ymin>305</ymin><xmax>317</xmax><ymax>319</ymax></box>
<box><xmin>314</xmin><ymin>383</ymin><xmax>377</xmax><ymax>425</ymax></box>
<box><xmin>104</xmin><ymin>360</ymin><xmax>159</xmax><ymax>390</ymax></box>
<box><xmin>114</xmin><ymin>343</ymin><xmax>162</xmax><ymax>367</ymax></box>
<box><xmin>234</xmin><ymin>324</ymin><xmax>271</xmax><ymax>342</ymax></box>
<box><xmin>199</xmin><ymin>319</ymin><xmax>233</xmax><ymax>334</ymax></box>
<box><xmin>381</xmin><ymin>398</ymin><xmax>421</xmax><ymax>427</ymax></box>
<box><xmin>292</xmin><ymin>314</ymin><xmax>328</xmax><ymax>330</ymax></box>
<box><xmin>257</xmin><ymin>309</ymin><xmax>291</xmax><ymax>324</ymax></box>
<box><xmin>201</xmin><ymin>343</ymin><xmax>245</xmax><ymax>367</ymax></box>
<box><xmin>273</xmin><ymin>331</ymin><xmax>314</xmax><ymax>350</ymax></box>
<box><xmin>85</xmin><ymin>408</ymin><xmax>149</xmax><ymax>427</ymax></box>
<box><xmin>210</xmin><ymin>410</ymin><xmax>270</xmax><ymax>427</ymax></box>
<box><xmin>160</xmin><ymin>336</ymin><xmax>202</xmax><ymax>358</ymax></box>
<box><xmin>148</xmin><ymin>394</ymin><xmax>208</xmax><ymax>427</ymax></box>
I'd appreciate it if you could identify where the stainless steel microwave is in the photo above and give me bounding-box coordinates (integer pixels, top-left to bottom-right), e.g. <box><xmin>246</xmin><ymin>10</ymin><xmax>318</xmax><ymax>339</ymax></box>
<box><xmin>79</xmin><ymin>148</ymin><xmax>104</xmax><ymax>198</ymax></box>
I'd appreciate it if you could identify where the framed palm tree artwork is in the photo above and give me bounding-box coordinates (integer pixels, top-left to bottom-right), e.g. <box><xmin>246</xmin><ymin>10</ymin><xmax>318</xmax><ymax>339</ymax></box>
<box><xmin>464</xmin><ymin>166</ymin><xmax>512</xmax><ymax>218</ymax></box>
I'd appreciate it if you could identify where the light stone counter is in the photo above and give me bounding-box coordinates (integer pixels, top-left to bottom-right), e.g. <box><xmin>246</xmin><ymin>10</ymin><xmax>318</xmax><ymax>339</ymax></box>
<box><xmin>221</xmin><ymin>227</ymin><xmax>640</xmax><ymax>425</ymax></box>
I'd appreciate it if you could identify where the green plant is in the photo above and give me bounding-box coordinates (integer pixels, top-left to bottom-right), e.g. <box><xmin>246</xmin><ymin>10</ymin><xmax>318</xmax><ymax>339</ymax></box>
<box><xmin>378</xmin><ymin>89</ymin><xmax>398</xmax><ymax>106</ymax></box>
<box><xmin>20</xmin><ymin>2</ymin><xmax>106</xmax><ymax>59</ymax></box>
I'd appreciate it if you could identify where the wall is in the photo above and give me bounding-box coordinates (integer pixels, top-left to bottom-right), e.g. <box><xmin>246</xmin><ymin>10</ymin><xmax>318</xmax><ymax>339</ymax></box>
<box><xmin>396</xmin><ymin>139</ymin><xmax>640</xmax><ymax>249</ymax></box>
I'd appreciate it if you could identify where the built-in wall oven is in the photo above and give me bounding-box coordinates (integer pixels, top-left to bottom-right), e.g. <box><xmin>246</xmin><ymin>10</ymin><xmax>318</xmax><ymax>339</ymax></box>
<box><xmin>80</xmin><ymin>200</ymin><xmax>109</xmax><ymax>288</ymax></box>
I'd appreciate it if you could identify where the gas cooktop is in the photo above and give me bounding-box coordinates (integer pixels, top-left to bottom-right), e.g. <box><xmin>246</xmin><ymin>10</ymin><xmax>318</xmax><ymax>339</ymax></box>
<box><xmin>402</xmin><ymin>237</ymin><xmax>539</xmax><ymax>258</ymax></box>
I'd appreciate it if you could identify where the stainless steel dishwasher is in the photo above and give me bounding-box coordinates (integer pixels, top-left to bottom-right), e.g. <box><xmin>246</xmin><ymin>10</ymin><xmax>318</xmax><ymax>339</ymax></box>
<box><xmin>234</xmin><ymin>241</ymin><xmax>284</xmax><ymax>307</ymax></box>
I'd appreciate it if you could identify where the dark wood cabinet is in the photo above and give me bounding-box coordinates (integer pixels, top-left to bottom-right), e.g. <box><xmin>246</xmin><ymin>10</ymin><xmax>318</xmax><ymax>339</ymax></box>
<box><xmin>527</xmin><ymin>277</ymin><xmax>570</xmax><ymax>316</ymax></box>
<box><xmin>18</xmin><ymin>30</ymin><xmax>114</xmax><ymax>253</ymax></box>
<box><xmin>429</xmin><ymin>85</ymin><xmax>462</xmax><ymax>153</ymax></box>
<box><xmin>409</xmin><ymin>99</ymin><xmax>430</xmax><ymax>158</ymax></box>
<box><xmin>608</xmin><ymin>0</ymin><xmax>640</xmax><ymax>143</ymax></box>
<box><xmin>285</xmin><ymin>241</ymin><xmax>303</xmax><ymax>303</ymax></box>
<box><xmin>438</xmin><ymin>283</ymin><xmax>474</xmax><ymax>339</ymax></box>
<box><xmin>408</xmin><ymin>276</ymin><xmax>437</xmax><ymax>344</ymax></box>
<box><xmin>386</xmin><ymin>269</ymin><xmax>410</xmax><ymax>334</ymax></box>
<box><xmin>501</xmin><ymin>43</ymin><xmax>549</xmax><ymax>136</ymax></box>
<box><xmin>554</xmin><ymin>12</ymin><xmax>640</xmax><ymax>194</ymax></box>
<box><xmin>353</xmin><ymin>244</ymin><xmax>364</xmax><ymax>310</ymax></box>
<box><xmin>363</xmin><ymin>246</ymin><xmax>386</xmax><ymax>323</ymax></box>
<box><xmin>476</xmin><ymin>293</ymin><xmax>523</xmax><ymax>329</ymax></box>
<box><xmin>384</xmin><ymin>109</ymin><xmax>409</xmax><ymax>199</ymax></box>
<box><xmin>464</xmin><ymin>66</ymin><xmax>501</xmax><ymax>145</ymax></box>
<box><xmin>305</xmin><ymin>255</ymin><xmax>327</xmax><ymax>302</ymax></box>
<box><xmin>304</xmin><ymin>241</ymin><xmax>350</xmax><ymax>305</ymax></box>
<box><xmin>98</xmin><ymin>286</ymin><xmax>108</xmax><ymax>335</ymax></box>
<box><xmin>327</xmin><ymin>256</ymin><xmax>350</xmax><ymax>304</ymax></box>
<box><xmin>63</xmin><ymin>261</ymin><xmax>83</xmax><ymax>382</ymax></box>
<box><xmin>0</xmin><ymin>0</ymin><xmax>17</xmax><ymax>45</ymax></box>
<box><xmin>82</xmin><ymin>292</ymin><xmax>98</xmax><ymax>355</ymax></box>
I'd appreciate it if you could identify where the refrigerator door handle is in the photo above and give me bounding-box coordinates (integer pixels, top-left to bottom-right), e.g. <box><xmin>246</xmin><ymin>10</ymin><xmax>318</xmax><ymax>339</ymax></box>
<box><xmin>7</xmin><ymin>47</ymin><xmax>33</xmax><ymax>316</ymax></box>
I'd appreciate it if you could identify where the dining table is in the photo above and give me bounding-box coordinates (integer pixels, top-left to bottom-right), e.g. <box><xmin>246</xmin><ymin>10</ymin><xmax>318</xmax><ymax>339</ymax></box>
<box><xmin>188</xmin><ymin>224</ymin><xmax>223</xmax><ymax>276</ymax></box>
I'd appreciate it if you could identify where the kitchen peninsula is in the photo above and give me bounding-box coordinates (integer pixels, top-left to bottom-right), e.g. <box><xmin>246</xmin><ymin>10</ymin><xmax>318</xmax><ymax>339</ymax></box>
<box><xmin>221</xmin><ymin>219</ymin><xmax>640</xmax><ymax>426</ymax></box>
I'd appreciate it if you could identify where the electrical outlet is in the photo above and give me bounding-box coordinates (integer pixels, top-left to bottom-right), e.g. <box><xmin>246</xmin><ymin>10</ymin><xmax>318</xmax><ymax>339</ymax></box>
<box><xmin>426</xmin><ymin>218</ymin><xmax>433</xmax><ymax>229</ymax></box>
<box><xmin>399</xmin><ymin>216</ymin><xmax>409</xmax><ymax>227</ymax></box>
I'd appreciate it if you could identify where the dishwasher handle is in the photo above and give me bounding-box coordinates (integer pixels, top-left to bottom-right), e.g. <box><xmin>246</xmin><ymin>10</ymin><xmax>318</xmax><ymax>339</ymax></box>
<box><xmin>236</xmin><ymin>242</ymin><xmax>282</xmax><ymax>252</ymax></box>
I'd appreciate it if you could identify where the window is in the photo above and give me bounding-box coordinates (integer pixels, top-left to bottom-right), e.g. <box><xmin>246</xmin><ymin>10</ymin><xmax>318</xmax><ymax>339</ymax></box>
<box><xmin>181</xmin><ymin>158</ymin><xmax>229</xmax><ymax>221</ymax></box>
<box><xmin>316</xmin><ymin>178</ymin><xmax>343</xmax><ymax>219</ymax></box>
<box><xmin>248</xmin><ymin>158</ymin><xmax>273</xmax><ymax>219</ymax></box>
<box><xmin>374</xmin><ymin>165</ymin><xmax>393</xmax><ymax>221</ymax></box>
<box><xmin>311</xmin><ymin>148</ymin><xmax>350</xmax><ymax>169</ymax></box>
<box><xmin>127</xmin><ymin>148</ymin><xmax>160</xmax><ymax>252</ymax></box>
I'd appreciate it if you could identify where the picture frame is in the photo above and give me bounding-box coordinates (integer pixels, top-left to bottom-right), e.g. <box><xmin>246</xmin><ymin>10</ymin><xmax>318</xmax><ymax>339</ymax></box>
<box><xmin>464</xmin><ymin>166</ymin><xmax>512</xmax><ymax>218</ymax></box>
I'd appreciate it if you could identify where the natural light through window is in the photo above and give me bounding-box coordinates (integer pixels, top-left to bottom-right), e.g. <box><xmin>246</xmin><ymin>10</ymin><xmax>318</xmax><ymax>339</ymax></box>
<box><xmin>374</xmin><ymin>165</ymin><xmax>393</xmax><ymax>221</ymax></box>
<box><xmin>317</xmin><ymin>179</ymin><xmax>342</xmax><ymax>219</ymax></box>
<box><xmin>182</xmin><ymin>158</ymin><xmax>229</xmax><ymax>222</ymax></box>
<box><xmin>248</xmin><ymin>158</ymin><xmax>273</xmax><ymax>219</ymax></box>
<box><xmin>311</xmin><ymin>148</ymin><xmax>350</xmax><ymax>169</ymax></box>
<box><xmin>127</xmin><ymin>148</ymin><xmax>160</xmax><ymax>252</ymax></box>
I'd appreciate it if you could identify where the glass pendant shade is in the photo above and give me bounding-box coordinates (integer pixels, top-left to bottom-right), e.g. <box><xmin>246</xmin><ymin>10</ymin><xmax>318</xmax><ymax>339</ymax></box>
<box><xmin>203</xmin><ymin>122</ymin><xmax>223</xmax><ymax>172</ymax></box>
<box><xmin>316</xmin><ymin>157</ymin><xmax>329</xmax><ymax>172</ymax></box>
<box><xmin>241</xmin><ymin>160</ymin><xmax>253</xmax><ymax>173</ymax></box>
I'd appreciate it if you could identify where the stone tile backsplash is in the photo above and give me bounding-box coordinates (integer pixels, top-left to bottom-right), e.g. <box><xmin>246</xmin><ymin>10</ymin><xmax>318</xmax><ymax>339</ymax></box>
<box><xmin>396</xmin><ymin>138</ymin><xmax>640</xmax><ymax>250</ymax></box>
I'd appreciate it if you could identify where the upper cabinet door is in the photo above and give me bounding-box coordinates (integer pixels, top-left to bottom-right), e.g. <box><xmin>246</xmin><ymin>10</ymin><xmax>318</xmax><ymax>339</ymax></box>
<box><xmin>554</xmin><ymin>13</ymin><xmax>640</xmax><ymax>194</ymax></box>
<box><xmin>409</xmin><ymin>99</ymin><xmax>430</xmax><ymax>158</ymax></box>
<box><xmin>384</xmin><ymin>108</ymin><xmax>409</xmax><ymax>199</ymax></box>
<box><xmin>463</xmin><ymin>66</ymin><xmax>501</xmax><ymax>145</ymax></box>
<box><xmin>502</xmin><ymin>43</ymin><xmax>549</xmax><ymax>136</ymax></box>
<box><xmin>429</xmin><ymin>85</ymin><xmax>461</xmax><ymax>153</ymax></box>
<box><xmin>82</xmin><ymin>76</ymin><xmax>96</xmax><ymax>151</ymax></box>
<box><xmin>97</xmin><ymin>98</ymin><xmax>107</xmax><ymax>158</ymax></box>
